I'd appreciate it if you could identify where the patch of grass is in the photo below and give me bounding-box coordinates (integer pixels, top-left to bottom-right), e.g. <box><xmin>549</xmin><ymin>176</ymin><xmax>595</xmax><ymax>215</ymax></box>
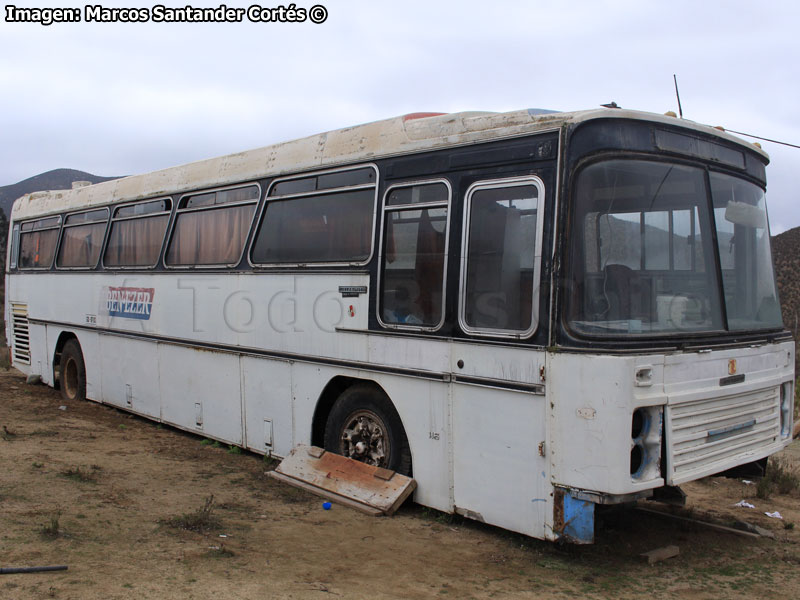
<box><xmin>30</xmin><ymin>429</ymin><xmax>60</xmax><ymax>437</ymax></box>
<box><xmin>535</xmin><ymin>557</ymin><xmax>571</xmax><ymax>572</ymax></box>
<box><xmin>40</xmin><ymin>512</ymin><xmax>62</xmax><ymax>539</ymax></box>
<box><xmin>118</xmin><ymin>424</ymin><xmax>127</xmax><ymax>430</ymax></box>
<box><xmin>263</xmin><ymin>454</ymin><xmax>277</xmax><ymax>469</ymax></box>
<box><xmin>756</xmin><ymin>477</ymin><xmax>770</xmax><ymax>499</ymax></box>
<box><xmin>227</xmin><ymin>445</ymin><xmax>242</xmax><ymax>455</ymax></box>
<box><xmin>32</xmin><ymin>461</ymin><xmax>44</xmax><ymax>469</ymax></box>
<box><xmin>200</xmin><ymin>438</ymin><xmax>213</xmax><ymax>446</ymax></box>
<box><xmin>212</xmin><ymin>440</ymin><xmax>222</xmax><ymax>448</ymax></box>
<box><xmin>164</xmin><ymin>495</ymin><xmax>220</xmax><ymax>533</ymax></box>
<box><xmin>693</xmin><ymin>559</ymin><xmax>775</xmax><ymax>585</ymax></box>
<box><xmin>597</xmin><ymin>574</ymin><xmax>639</xmax><ymax>593</ymax></box>
<box><xmin>60</xmin><ymin>465</ymin><xmax>102</xmax><ymax>483</ymax></box>
<box><xmin>785</xmin><ymin>522</ymin><xmax>795</xmax><ymax>530</ymax></box>
<box><xmin>205</xmin><ymin>543</ymin><xmax>235</xmax><ymax>559</ymax></box>
<box><xmin>756</xmin><ymin>457</ymin><xmax>799</xmax><ymax>499</ymax></box>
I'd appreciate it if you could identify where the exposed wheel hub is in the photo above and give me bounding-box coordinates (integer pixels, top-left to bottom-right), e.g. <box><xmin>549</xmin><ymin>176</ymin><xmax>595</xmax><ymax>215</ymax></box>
<box><xmin>340</xmin><ymin>410</ymin><xmax>389</xmax><ymax>468</ymax></box>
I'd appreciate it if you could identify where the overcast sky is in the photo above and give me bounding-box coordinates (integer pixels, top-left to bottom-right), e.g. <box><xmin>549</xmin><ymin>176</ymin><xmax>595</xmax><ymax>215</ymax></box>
<box><xmin>1</xmin><ymin>0</ymin><xmax>798</xmax><ymax>232</ymax></box>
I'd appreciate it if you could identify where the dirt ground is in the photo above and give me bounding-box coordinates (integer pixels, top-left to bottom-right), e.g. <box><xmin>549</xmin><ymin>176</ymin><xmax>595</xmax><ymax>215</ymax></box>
<box><xmin>1</xmin><ymin>368</ymin><xmax>799</xmax><ymax>600</ymax></box>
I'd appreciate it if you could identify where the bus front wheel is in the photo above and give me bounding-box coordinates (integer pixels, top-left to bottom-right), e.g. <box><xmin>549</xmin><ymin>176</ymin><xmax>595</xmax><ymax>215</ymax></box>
<box><xmin>60</xmin><ymin>340</ymin><xmax>86</xmax><ymax>402</ymax></box>
<box><xmin>324</xmin><ymin>384</ymin><xmax>411</xmax><ymax>476</ymax></box>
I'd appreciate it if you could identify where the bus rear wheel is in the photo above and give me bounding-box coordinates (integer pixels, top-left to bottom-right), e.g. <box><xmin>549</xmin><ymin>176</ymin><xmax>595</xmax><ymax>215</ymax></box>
<box><xmin>324</xmin><ymin>384</ymin><xmax>411</xmax><ymax>476</ymax></box>
<box><xmin>60</xmin><ymin>340</ymin><xmax>86</xmax><ymax>402</ymax></box>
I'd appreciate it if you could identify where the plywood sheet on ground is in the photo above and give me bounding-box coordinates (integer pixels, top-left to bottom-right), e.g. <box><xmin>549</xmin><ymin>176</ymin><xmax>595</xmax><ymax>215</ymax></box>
<box><xmin>268</xmin><ymin>445</ymin><xmax>416</xmax><ymax>516</ymax></box>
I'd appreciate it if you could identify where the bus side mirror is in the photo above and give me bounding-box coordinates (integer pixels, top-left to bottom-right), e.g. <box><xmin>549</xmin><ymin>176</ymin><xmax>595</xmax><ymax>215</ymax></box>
<box><xmin>724</xmin><ymin>201</ymin><xmax>766</xmax><ymax>229</ymax></box>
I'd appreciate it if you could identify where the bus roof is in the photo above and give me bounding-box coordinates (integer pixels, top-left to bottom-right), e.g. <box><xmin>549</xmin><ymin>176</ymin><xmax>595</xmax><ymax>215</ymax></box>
<box><xmin>11</xmin><ymin>107</ymin><xmax>767</xmax><ymax>221</ymax></box>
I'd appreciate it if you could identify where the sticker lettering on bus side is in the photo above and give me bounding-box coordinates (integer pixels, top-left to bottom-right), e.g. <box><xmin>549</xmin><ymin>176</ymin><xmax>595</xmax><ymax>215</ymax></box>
<box><xmin>105</xmin><ymin>287</ymin><xmax>155</xmax><ymax>320</ymax></box>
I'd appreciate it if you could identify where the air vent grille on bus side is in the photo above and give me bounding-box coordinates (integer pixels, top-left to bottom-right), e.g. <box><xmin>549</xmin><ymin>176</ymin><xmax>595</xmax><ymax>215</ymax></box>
<box><xmin>10</xmin><ymin>303</ymin><xmax>31</xmax><ymax>364</ymax></box>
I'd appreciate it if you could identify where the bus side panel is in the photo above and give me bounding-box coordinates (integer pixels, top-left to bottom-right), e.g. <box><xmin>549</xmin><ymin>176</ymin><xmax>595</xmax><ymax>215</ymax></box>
<box><xmin>5</xmin><ymin>274</ymin><xmax>40</xmax><ymax>378</ymax></box>
<box><xmin>26</xmin><ymin>322</ymin><xmax>48</xmax><ymax>380</ymax></box>
<box><xmin>375</xmin><ymin>374</ymin><xmax>451</xmax><ymax>512</ymax></box>
<box><xmin>157</xmin><ymin>344</ymin><xmax>243</xmax><ymax>445</ymax></box>
<box><xmin>288</xmin><ymin>363</ymin><xmax>454</xmax><ymax>513</ymax></box>
<box><xmin>289</xmin><ymin>363</ymin><xmax>327</xmax><ymax>448</ymax></box>
<box><xmin>73</xmin><ymin>328</ymin><xmax>102</xmax><ymax>402</ymax></box>
<box><xmin>4</xmin><ymin>273</ymin><xmax>10</xmax><ymax>348</ymax></box>
<box><xmin>548</xmin><ymin>353</ymin><xmax>665</xmax><ymax>496</ymax></box>
<box><xmin>241</xmin><ymin>356</ymin><xmax>293</xmax><ymax>457</ymax></box>
<box><xmin>43</xmin><ymin>325</ymin><xmax>61</xmax><ymax>387</ymax></box>
<box><xmin>42</xmin><ymin>325</ymin><xmax>100</xmax><ymax>399</ymax></box>
<box><xmin>452</xmin><ymin>385</ymin><xmax>548</xmax><ymax>538</ymax></box>
<box><xmin>162</xmin><ymin>272</ymin><xmax>371</xmax><ymax>364</ymax></box>
<box><xmin>99</xmin><ymin>336</ymin><xmax>161</xmax><ymax>419</ymax></box>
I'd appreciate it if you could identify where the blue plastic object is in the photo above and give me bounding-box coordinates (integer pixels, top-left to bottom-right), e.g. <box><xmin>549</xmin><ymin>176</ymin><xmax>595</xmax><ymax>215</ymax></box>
<box><xmin>322</xmin><ymin>501</ymin><xmax>332</xmax><ymax>510</ymax></box>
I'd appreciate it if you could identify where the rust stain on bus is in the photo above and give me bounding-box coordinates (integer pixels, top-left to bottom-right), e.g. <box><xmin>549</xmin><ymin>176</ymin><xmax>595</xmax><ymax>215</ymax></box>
<box><xmin>553</xmin><ymin>487</ymin><xmax>566</xmax><ymax>536</ymax></box>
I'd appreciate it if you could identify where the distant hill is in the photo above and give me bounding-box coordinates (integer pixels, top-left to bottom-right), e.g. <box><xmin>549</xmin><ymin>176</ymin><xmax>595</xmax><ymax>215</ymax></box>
<box><xmin>0</xmin><ymin>168</ymin><xmax>123</xmax><ymax>219</ymax></box>
<box><xmin>772</xmin><ymin>226</ymin><xmax>800</xmax><ymax>342</ymax></box>
<box><xmin>0</xmin><ymin>169</ymin><xmax>122</xmax><ymax>343</ymax></box>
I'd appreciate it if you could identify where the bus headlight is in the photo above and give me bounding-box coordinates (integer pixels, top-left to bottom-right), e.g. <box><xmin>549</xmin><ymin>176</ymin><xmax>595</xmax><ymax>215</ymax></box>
<box><xmin>631</xmin><ymin>406</ymin><xmax>663</xmax><ymax>480</ymax></box>
<box><xmin>780</xmin><ymin>381</ymin><xmax>794</xmax><ymax>439</ymax></box>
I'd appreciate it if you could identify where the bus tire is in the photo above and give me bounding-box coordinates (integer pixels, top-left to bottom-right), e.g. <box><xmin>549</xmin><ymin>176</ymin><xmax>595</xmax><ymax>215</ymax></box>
<box><xmin>324</xmin><ymin>384</ymin><xmax>411</xmax><ymax>476</ymax></box>
<box><xmin>60</xmin><ymin>339</ymin><xmax>86</xmax><ymax>402</ymax></box>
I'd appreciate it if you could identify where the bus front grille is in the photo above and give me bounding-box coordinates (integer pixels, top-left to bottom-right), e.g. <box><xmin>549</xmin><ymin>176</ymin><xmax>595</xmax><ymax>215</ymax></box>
<box><xmin>666</xmin><ymin>386</ymin><xmax>781</xmax><ymax>484</ymax></box>
<box><xmin>10</xmin><ymin>303</ymin><xmax>31</xmax><ymax>365</ymax></box>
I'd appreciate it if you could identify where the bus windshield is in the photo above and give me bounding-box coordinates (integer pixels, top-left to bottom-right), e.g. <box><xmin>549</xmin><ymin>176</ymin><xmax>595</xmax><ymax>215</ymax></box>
<box><xmin>568</xmin><ymin>159</ymin><xmax>782</xmax><ymax>337</ymax></box>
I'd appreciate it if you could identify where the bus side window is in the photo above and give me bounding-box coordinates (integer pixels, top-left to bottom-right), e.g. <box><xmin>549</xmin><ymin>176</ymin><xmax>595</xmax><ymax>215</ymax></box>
<box><xmin>57</xmin><ymin>208</ymin><xmax>110</xmax><ymax>269</ymax></box>
<box><xmin>250</xmin><ymin>165</ymin><xmax>377</xmax><ymax>266</ymax></box>
<box><xmin>9</xmin><ymin>223</ymin><xmax>19</xmax><ymax>269</ymax></box>
<box><xmin>18</xmin><ymin>216</ymin><xmax>62</xmax><ymax>270</ymax></box>
<box><xmin>252</xmin><ymin>190</ymin><xmax>373</xmax><ymax>264</ymax></box>
<box><xmin>166</xmin><ymin>184</ymin><xmax>259</xmax><ymax>267</ymax></box>
<box><xmin>379</xmin><ymin>181</ymin><xmax>450</xmax><ymax>330</ymax></box>
<box><xmin>460</xmin><ymin>178</ymin><xmax>544</xmax><ymax>337</ymax></box>
<box><xmin>104</xmin><ymin>198</ymin><xmax>172</xmax><ymax>268</ymax></box>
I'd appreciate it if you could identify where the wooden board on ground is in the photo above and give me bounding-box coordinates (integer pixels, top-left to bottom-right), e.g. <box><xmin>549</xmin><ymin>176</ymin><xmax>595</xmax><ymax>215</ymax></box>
<box><xmin>640</xmin><ymin>545</ymin><xmax>680</xmax><ymax>565</ymax></box>
<box><xmin>267</xmin><ymin>445</ymin><xmax>417</xmax><ymax>516</ymax></box>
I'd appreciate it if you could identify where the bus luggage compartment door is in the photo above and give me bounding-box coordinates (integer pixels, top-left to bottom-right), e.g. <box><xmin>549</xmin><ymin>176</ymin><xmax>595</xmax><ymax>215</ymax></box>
<box><xmin>451</xmin><ymin>383</ymin><xmax>548</xmax><ymax>539</ymax></box>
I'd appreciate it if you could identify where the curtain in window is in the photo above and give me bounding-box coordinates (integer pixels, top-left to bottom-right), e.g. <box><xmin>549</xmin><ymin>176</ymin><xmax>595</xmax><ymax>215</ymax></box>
<box><xmin>414</xmin><ymin>209</ymin><xmax>446</xmax><ymax>322</ymax></box>
<box><xmin>105</xmin><ymin>215</ymin><xmax>169</xmax><ymax>267</ymax></box>
<box><xmin>57</xmin><ymin>223</ymin><xmax>106</xmax><ymax>268</ymax></box>
<box><xmin>167</xmin><ymin>205</ymin><xmax>255</xmax><ymax>265</ymax></box>
<box><xmin>19</xmin><ymin>230</ymin><xmax>58</xmax><ymax>268</ymax></box>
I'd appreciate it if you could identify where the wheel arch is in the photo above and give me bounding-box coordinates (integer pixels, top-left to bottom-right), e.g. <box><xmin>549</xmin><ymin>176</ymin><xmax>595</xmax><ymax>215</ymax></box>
<box><xmin>311</xmin><ymin>376</ymin><xmax>405</xmax><ymax>448</ymax></box>
<box><xmin>52</xmin><ymin>331</ymin><xmax>80</xmax><ymax>388</ymax></box>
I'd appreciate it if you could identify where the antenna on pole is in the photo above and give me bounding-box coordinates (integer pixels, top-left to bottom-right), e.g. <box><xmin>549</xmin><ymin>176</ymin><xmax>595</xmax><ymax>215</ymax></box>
<box><xmin>673</xmin><ymin>74</ymin><xmax>684</xmax><ymax>118</ymax></box>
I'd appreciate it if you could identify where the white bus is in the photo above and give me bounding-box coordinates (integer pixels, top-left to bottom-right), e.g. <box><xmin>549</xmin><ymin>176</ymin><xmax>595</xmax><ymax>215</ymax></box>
<box><xmin>5</xmin><ymin>108</ymin><xmax>795</xmax><ymax>543</ymax></box>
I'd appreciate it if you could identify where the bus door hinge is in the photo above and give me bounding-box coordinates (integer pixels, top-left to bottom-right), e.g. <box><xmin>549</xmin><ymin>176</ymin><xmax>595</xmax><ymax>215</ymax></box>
<box><xmin>538</xmin><ymin>441</ymin><xmax>546</xmax><ymax>457</ymax></box>
<box><xmin>539</xmin><ymin>365</ymin><xmax>546</xmax><ymax>383</ymax></box>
